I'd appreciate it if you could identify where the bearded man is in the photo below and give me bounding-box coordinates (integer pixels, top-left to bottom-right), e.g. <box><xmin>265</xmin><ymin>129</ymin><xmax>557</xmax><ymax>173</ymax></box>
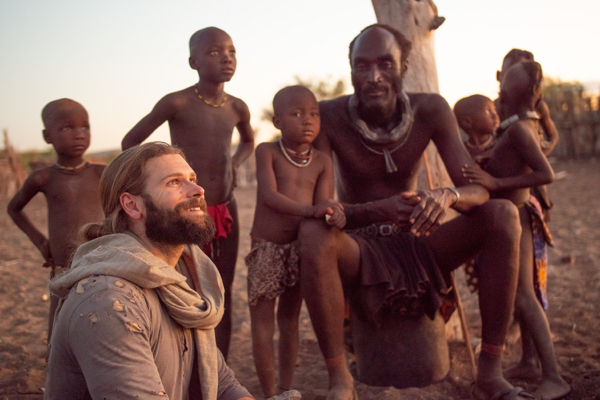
<box><xmin>300</xmin><ymin>24</ymin><xmax>533</xmax><ymax>400</ymax></box>
<box><xmin>44</xmin><ymin>142</ymin><xmax>253</xmax><ymax>400</ymax></box>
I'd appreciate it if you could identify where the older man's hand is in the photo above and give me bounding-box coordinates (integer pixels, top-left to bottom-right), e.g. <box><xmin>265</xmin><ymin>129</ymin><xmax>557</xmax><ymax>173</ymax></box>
<box><xmin>401</xmin><ymin>188</ymin><xmax>455</xmax><ymax>237</ymax></box>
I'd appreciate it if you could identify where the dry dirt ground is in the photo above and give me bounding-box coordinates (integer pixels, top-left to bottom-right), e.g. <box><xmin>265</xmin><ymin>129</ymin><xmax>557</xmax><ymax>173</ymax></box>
<box><xmin>0</xmin><ymin>159</ymin><xmax>599</xmax><ymax>399</ymax></box>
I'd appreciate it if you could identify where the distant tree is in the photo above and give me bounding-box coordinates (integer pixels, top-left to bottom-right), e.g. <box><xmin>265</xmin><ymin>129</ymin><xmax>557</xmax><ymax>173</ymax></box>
<box><xmin>543</xmin><ymin>77</ymin><xmax>586</xmax><ymax>116</ymax></box>
<box><xmin>543</xmin><ymin>77</ymin><xmax>599</xmax><ymax>158</ymax></box>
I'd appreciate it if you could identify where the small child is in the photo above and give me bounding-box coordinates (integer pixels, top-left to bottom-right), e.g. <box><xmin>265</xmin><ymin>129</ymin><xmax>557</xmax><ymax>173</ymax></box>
<box><xmin>121</xmin><ymin>26</ymin><xmax>254</xmax><ymax>358</ymax></box>
<box><xmin>7</xmin><ymin>99</ymin><xmax>105</xmax><ymax>341</ymax></box>
<box><xmin>462</xmin><ymin>62</ymin><xmax>570</xmax><ymax>400</ymax></box>
<box><xmin>246</xmin><ymin>86</ymin><xmax>345</xmax><ymax>400</ymax></box>
<box><xmin>453</xmin><ymin>94</ymin><xmax>499</xmax><ymax>163</ymax></box>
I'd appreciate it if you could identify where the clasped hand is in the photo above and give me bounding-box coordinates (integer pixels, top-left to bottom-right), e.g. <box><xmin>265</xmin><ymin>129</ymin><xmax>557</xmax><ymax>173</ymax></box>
<box><xmin>378</xmin><ymin>189</ymin><xmax>454</xmax><ymax>237</ymax></box>
<box><xmin>312</xmin><ymin>199</ymin><xmax>346</xmax><ymax>229</ymax></box>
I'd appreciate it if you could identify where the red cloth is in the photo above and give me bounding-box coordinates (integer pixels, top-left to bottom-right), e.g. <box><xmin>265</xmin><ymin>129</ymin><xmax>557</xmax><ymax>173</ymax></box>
<box><xmin>203</xmin><ymin>203</ymin><xmax>233</xmax><ymax>256</ymax></box>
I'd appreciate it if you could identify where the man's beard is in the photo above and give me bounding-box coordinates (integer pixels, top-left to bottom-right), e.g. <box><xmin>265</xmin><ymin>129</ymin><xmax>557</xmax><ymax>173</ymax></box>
<box><xmin>143</xmin><ymin>195</ymin><xmax>216</xmax><ymax>247</ymax></box>
<box><xmin>353</xmin><ymin>78</ymin><xmax>403</xmax><ymax>124</ymax></box>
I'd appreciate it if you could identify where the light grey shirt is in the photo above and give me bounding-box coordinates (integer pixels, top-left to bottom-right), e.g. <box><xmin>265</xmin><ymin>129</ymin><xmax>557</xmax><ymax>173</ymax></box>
<box><xmin>44</xmin><ymin>270</ymin><xmax>250</xmax><ymax>400</ymax></box>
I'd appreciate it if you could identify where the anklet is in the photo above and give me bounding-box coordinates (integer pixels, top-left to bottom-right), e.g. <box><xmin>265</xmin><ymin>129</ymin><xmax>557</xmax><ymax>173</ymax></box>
<box><xmin>325</xmin><ymin>353</ymin><xmax>346</xmax><ymax>367</ymax></box>
<box><xmin>481</xmin><ymin>342</ymin><xmax>505</xmax><ymax>357</ymax></box>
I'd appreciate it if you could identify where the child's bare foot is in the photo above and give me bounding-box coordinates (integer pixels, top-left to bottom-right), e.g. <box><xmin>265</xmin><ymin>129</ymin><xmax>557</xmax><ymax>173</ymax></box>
<box><xmin>504</xmin><ymin>362</ymin><xmax>542</xmax><ymax>381</ymax></box>
<box><xmin>533</xmin><ymin>377</ymin><xmax>571</xmax><ymax>400</ymax></box>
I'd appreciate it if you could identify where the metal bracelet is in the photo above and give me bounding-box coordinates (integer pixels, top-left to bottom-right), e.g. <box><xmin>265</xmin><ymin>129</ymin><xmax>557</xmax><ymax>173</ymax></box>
<box><xmin>446</xmin><ymin>187</ymin><xmax>460</xmax><ymax>206</ymax></box>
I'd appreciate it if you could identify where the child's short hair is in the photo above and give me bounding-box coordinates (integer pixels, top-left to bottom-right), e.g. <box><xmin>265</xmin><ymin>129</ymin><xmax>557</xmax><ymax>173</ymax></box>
<box><xmin>272</xmin><ymin>85</ymin><xmax>316</xmax><ymax>117</ymax></box>
<box><xmin>189</xmin><ymin>26</ymin><xmax>227</xmax><ymax>56</ymax></box>
<box><xmin>453</xmin><ymin>94</ymin><xmax>491</xmax><ymax>129</ymax></box>
<box><xmin>41</xmin><ymin>98</ymin><xmax>84</xmax><ymax>129</ymax></box>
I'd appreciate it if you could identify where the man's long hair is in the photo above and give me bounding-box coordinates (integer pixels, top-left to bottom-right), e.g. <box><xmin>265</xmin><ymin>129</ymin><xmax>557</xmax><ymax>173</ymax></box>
<box><xmin>80</xmin><ymin>142</ymin><xmax>185</xmax><ymax>242</ymax></box>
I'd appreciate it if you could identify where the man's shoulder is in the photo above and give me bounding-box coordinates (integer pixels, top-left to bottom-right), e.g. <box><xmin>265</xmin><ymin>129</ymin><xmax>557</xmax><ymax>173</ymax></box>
<box><xmin>409</xmin><ymin>92</ymin><xmax>448</xmax><ymax>112</ymax></box>
<box><xmin>319</xmin><ymin>95</ymin><xmax>351</xmax><ymax>113</ymax></box>
<box><xmin>318</xmin><ymin>95</ymin><xmax>352</xmax><ymax>131</ymax></box>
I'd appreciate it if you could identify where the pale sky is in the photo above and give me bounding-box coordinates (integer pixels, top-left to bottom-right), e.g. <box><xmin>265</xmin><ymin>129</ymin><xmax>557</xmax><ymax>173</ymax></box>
<box><xmin>1</xmin><ymin>0</ymin><xmax>599</xmax><ymax>153</ymax></box>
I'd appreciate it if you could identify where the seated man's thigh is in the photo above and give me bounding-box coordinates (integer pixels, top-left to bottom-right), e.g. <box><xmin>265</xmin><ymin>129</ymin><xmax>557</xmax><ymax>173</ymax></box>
<box><xmin>425</xmin><ymin>199</ymin><xmax>520</xmax><ymax>272</ymax></box>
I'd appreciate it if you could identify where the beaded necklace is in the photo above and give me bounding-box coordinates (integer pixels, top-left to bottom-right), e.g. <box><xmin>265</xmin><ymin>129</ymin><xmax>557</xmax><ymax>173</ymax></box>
<box><xmin>278</xmin><ymin>140</ymin><xmax>313</xmax><ymax>168</ymax></box>
<box><xmin>348</xmin><ymin>91</ymin><xmax>414</xmax><ymax>173</ymax></box>
<box><xmin>53</xmin><ymin>161</ymin><xmax>88</xmax><ymax>172</ymax></box>
<box><xmin>465</xmin><ymin>134</ymin><xmax>495</xmax><ymax>151</ymax></box>
<box><xmin>194</xmin><ymin>84</ymin><xmax>227</xmax><ymax>108</ymax></box>
<box><xmin>496</xmin><ymin>111</ymin><xmax>539</xmax><ymax>137</ymax></box>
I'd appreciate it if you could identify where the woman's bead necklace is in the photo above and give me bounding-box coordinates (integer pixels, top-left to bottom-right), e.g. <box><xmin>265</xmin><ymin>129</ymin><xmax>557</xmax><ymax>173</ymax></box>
<box><xmin>194</xmin><ymin>84</ymin><xmax>227</xmax><ymax>108</ymax></box>
<box><xmin>279</xmin><ymin>140</ymin><xmax>313</xmax><ymax>168</ymax></box>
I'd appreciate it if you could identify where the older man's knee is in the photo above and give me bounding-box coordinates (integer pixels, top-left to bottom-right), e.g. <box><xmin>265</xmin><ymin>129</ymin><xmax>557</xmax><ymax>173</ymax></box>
<box><xmin>298</xmin><ymin>219</ymin><xmax>330</xmax><ymax>260</ymax></box>
<box><xmin>480</xmin><ymin>199</ymin><xmax>521</xmax><ymax>240</ymax></box>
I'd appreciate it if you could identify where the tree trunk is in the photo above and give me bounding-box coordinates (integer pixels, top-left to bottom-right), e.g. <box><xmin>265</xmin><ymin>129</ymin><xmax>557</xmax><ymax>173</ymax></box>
<box><xmin>371</xmin><ymin>0</ymin><xmax>453</xmax><ymax>193</ymax></box>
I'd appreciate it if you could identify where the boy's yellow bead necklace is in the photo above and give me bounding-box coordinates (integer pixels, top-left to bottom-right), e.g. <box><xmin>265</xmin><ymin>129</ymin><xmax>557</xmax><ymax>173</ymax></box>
<box><xmin>194</xmin><ymin>85</ymin><xmax>227</xmax><ymax>108</ymax></box>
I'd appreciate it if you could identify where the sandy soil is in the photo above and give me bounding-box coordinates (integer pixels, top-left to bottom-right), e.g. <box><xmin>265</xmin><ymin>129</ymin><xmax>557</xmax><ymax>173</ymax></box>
<box><xmin>0</xmin><ymin>159</ymin><xmax>599</xmax><ymax>399</ymax></box>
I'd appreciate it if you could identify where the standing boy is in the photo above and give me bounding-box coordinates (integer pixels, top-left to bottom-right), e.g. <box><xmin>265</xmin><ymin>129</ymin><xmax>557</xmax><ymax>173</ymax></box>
<box><xmin>246</xmin><ymin>86</ymin><xmax>345</xmax><ymax>400</ymax></box>
<box><xmin>453</xmin><ymin>94</ymin><xmax>499</xmax><ymax>163</ymax></box>
<box><xmin>462</xmin><ymin>62</ymin><xmax>570</xmax><ymax>400</ymax></box>
<box><xmin>7</xmin><ymin>98</ymin><xmax>105</xmax><ymax>341</ymax></box>
<box><xmin>121</xmin><ymin>26</ymin><xmax>254</xmax><ymax>358</ymax></box>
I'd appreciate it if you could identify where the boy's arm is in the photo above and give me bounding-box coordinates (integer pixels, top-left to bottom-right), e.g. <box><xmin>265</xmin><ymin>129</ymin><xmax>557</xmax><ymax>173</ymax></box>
<box><xmin>313</xmin><ymin>153</ymin><xmax>345</xmax><ymax>228</ymax></box>
<box><xmin>6</xmin><ymin>171</ymin><xmax>52</xmax><ymax>262</ymax></box>
<box><xmin>230</xmin><ymin>99</ymin><xmax>255</xmax><ymax>188</ymax></box>
<box><xmin>255</xmin><ymin>144</ymin><xmax>329</xmax><ymax>218</ymax></box>
<box><xmin>121</xmin><ymin>96</ymin><xmax>176</xmax><ymax>150</ymax></box>
<box><xmin>312</xmin><ymin>152</ymin><xmax>334</xmax><ymax>204</ymax></box>
<box><xmin>537</xmin><ymin>100</ymin><xmax>559</xmax><ymax>156</ymax></box>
